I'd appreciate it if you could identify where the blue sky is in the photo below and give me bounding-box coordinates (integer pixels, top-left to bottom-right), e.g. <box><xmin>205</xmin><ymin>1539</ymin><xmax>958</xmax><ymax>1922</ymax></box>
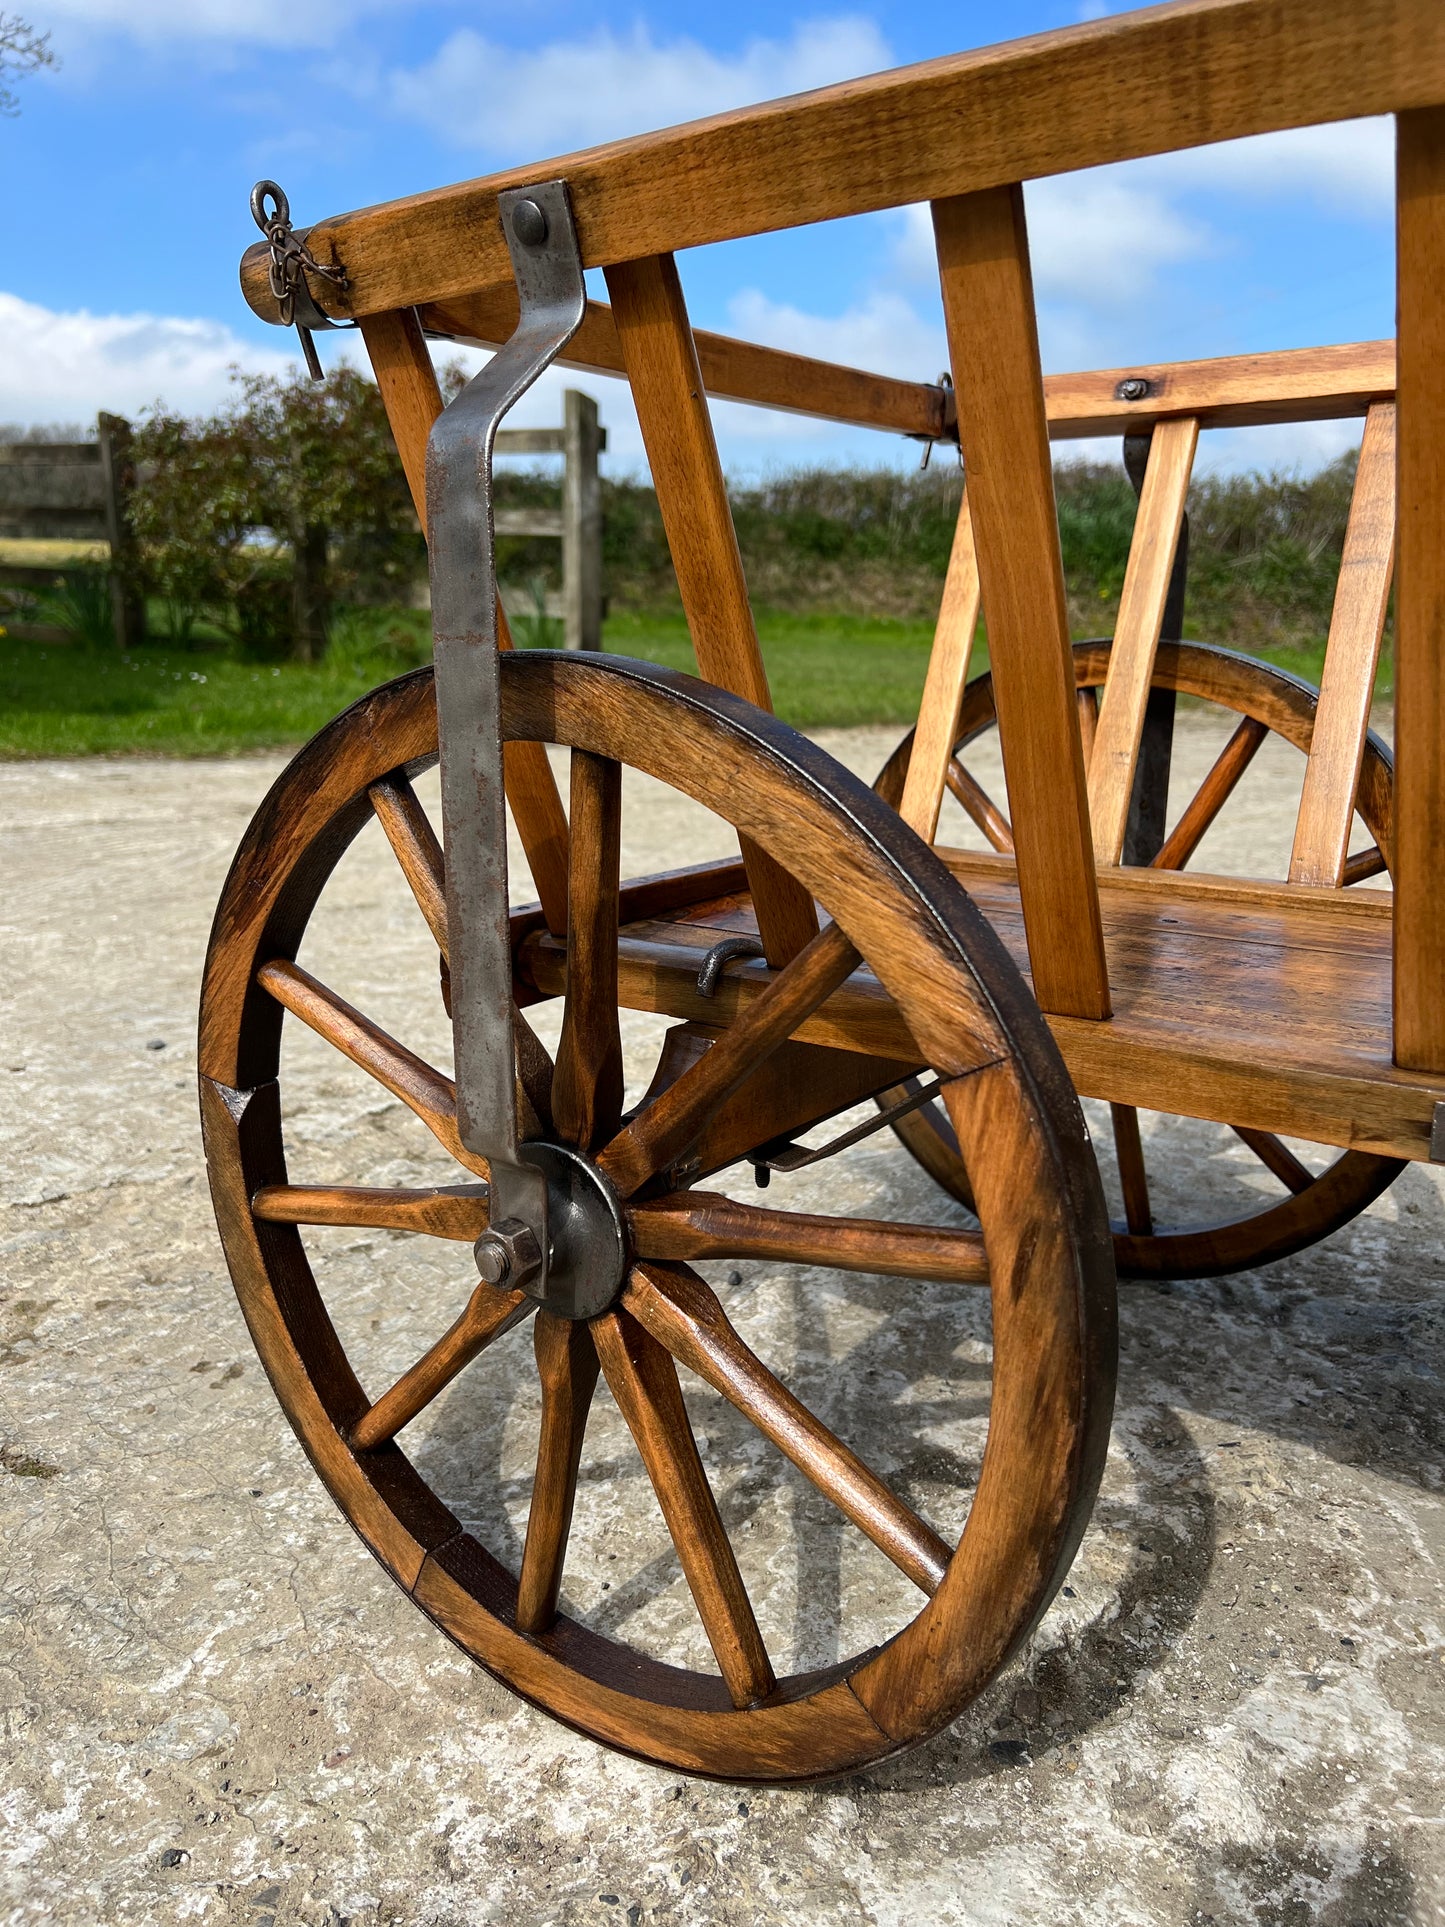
<box><xmin>2</xmin><ymin>0</ymin><xmax>1396</xmax><ymax>476</ymax></box>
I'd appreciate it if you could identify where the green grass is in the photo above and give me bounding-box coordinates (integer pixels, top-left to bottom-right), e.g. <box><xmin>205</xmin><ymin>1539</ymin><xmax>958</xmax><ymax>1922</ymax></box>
<box><xmin>0</xmin><ymin>606</ymin><xmax>943</xmax><ymax>758</ymax></box>
<box><xmin>0</xmin><ymin>600</ymin><xmax>1377</xmax><ymax>760</ymax></box>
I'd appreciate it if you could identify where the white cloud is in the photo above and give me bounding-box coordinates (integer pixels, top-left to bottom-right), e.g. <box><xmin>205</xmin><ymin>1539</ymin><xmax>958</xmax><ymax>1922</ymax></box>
<box><xmin>39</xmin><ymin>0</ymin><xmax>413</xmax><ymax>49</ymax></box>
<box><xmin>0</xmin><ymin>292</ymin><xmax>296</xmax><ymax>426</ymax></box>
<box><xmin>1148</xmin><ymin>117</ymin><xmax>1392</xmax><ymax>220</ymax></box>
<box><xmin>727</xmin><ymin>287</ymin><xmax>946</xmax><ymax>384</ymax></box>
<box><xmin>388</xmin><ymin>16</ymin><xmax>892</xmax><ymax>154</ymax></box>
<box><xmin>895</xmin><ymin>180</ymin><xmax>1209</xmax><ymax>309</ymax></box>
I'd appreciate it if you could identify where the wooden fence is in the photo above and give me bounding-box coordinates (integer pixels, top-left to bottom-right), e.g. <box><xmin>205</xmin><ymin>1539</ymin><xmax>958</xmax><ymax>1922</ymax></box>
<box><xmin>0</xmin><ymin>389</ymin><xmax>605</xmax><ymax>653</ymax></box>
<box><xmin>494</xmin><ymin>389</ymin><xmax>606</xmax><ymax>651</ymax></box>
<box><xmin>0</xmin><ymin>414</ymin><xmax>142</xmax><ymax>647</ymax></box>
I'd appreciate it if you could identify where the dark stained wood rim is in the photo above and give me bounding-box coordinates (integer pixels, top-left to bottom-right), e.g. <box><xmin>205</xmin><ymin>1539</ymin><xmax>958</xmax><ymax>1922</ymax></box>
<box><xmin>199</xmin><ymin>653</ymin><xmax>1116</xmax><ymax>1780</ymax></box>
<box><xmin>875</xmin><ymin>639</ymin><xmax>1404</xmax><ymax>1281</ymax></box>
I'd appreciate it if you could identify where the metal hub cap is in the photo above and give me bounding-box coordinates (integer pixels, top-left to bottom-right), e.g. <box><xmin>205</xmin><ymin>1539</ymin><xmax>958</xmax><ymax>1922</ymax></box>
<box><xmin>510</xmin><ymin>1141</ymin><xmax>628</xmax><ymax>1321</ymax></box>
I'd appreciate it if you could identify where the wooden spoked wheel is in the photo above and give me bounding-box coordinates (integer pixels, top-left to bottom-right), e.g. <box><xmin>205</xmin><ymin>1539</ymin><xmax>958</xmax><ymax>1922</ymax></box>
<box><xmin>199</xmin><ymin>653</ymin><xmax>1115</xmax><ymax>1783</ymax></box>
<box><xmin>876</xmin><ymin>639</ymin><xmax>1404</xmax><ymax>1282</ymax></box>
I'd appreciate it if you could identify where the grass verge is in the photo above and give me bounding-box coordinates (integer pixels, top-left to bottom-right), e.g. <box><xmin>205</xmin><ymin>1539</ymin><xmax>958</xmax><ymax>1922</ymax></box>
<box><xmin>0</xmin><ymin>604</ymin><xmax>1371</xmax><ymax>759</ymax></box>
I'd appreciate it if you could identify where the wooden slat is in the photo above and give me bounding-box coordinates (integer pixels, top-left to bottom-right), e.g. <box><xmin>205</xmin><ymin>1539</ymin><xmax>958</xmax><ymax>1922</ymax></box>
<box><xmin>598</xmin><ymin>921</ymin><xmax>860</xmax><ymax>1196</ymax></box>
<box><xmin>591</xmin><ymin>1307</ymin><xmax>775</xmax><ymax>1708</ymax></box>
<box><xmin>932</xmin><ymin>186</ymin><xmax>1109</xmax><ymax>1019</ymax></box>
<box><xmin>552</xmin><ymin>751</ymin><xmax>625</xmax><ymax>1153</ymax></box>
<box><xmin>1393</xmin><ymin>107</ymin><xmax>1445</xmax><ymax>1073</ymax></box>
<box><xmin>257</xmin><ymin>958</ymin><xmax>486</xmax><ymax>1176</ymax></box>
<box><xmin>242</xmin><ymin>1</ymin><xmax>1445</xmax><ymax>323</ymax></box>
<box><xmin>369</xmin><ymin>773</ymin><xmax>448</xmax><ymax>954</ymax></box>
<box><xmin>624</xmin><ymin>1262</ymin><xmax>951</xmax><ymax>1594</ymax></box>
<box><xmin>1290</xmin><ymin>403</ymin><xmax>1397</xmax><ymax>886</ymax></box>
<box><xmin>426</xmin><ymin>289</ymin><xmax>1396</xmax><ymax>441</ymax></box>
<box><xmin>604</xmin><ymin>252</ymin><xmax>818</xmax><ymax>967</ymax></box>
<box><xmin>1089</xmin><ymin>416</ymin><xmax>1199</xmax><ymax>864</ymax></box>
<box><xmin>351</xmin><ymin>1278</ymin><xmax>532</xmax><ymax>1449</ymax></box>
<box><xmin>898</xmin><ymin>492</ymin><xmax>981</xmax><ymax>841</ymax></box>
<box><xmin>515</xmin><ymin>1313</ymin><xmax>600</xmax><ymax>1634</ymax></box>
<box><xmin>357</xmin><ymin>306</ymin><xmax>571</xmax><ymax>936</ymax></box>
<box><xmin>251</xmin><ymin>1182</ymin><xmax>489</xmax><ymax>1241</ymax></box>
<box><xmin>629</xmin><ymin>1192</ymin><xmax>989</xmax><ymax>1282</ymax></box>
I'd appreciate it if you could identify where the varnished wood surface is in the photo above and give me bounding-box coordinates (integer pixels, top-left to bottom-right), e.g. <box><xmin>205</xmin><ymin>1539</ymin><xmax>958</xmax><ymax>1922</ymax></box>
<box><xmin>1290</xmin><ymin>403</ymin><xmax>1396</xmax><ymax>886</ymax></box>
<box><xmin>424</xmin><ymin>287</ymin><xmax>1395</xmax><ymax>438</ymax></box>
<box><xmin>629</xmin><ymin>1191</ymin><xmax>988</xmax><ymax>1282</ymax></box>
<box><xmin>605</xmin><ymin>253</ymin><xmax>818</xmax><ymax>967</ymax></box>
<box><xmin>1393</xmin><ymin>108</ymin><xmax>1445</xmax><ymax>1073</ymax></box>
<box><xmin>350</xmin><ymin>1278</ymin><xmax>532</xmax><ymax>1450</ymax></box>
<box><xmin>422</xmin><ymin>289</ymin><xmax>1394</xmax><ymax>442</ymax></box>
<box><xmin>1088</xmin><ymin>416</ymin><xmax>1198</xmax><ymax>864</ymax></box>
<box><xmin>623</xmin><ymin>1262</ymin><xmax>952</xmax><ymax>1594</ymax></box>
<box><xmin>515</xmin><ymin>1313</ymin><xmax>599</xmax><ymax>1634</ymax></box>
<box><xmin>252</xmin><ymin>1182</ymin><xmax>489</xmax><ymax>1241</ymax></box>
<box><xmin>933</xmin><ymin>185</ymin><xmax>1109</xmax><ymax>1020</ymax></box>
<box><xmin>899</xmin><ymin>494</ymin><xmax>981</xmax><ymax>841</ymax></box>
<box><xmin>592</xmin><ymin>1307</ymin><xmax>776</xmax><ymax>1708</ymax></box>
<box><xmin>240</xmin><ymin>0</ymin><xmax>1445</xmax><ymax>323</ymax></box>
<box><xmin>552</xmin><ymin>752</ymin><xmax>625</xmax><ymax>1152</ymax></box>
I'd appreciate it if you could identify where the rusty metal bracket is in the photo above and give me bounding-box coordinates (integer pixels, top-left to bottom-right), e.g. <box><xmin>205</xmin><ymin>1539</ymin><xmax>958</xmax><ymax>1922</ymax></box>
<box><xmin>428</xmin><ymin>181</ymin><xmax>587</xmax><ymax>1284</ymax></box>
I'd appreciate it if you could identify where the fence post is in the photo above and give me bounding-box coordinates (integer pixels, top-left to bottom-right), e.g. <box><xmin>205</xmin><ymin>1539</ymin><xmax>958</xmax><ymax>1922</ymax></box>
<box><xmin>562</xmin><ymin>388</ymin><xmax>603</xmax><ymax>650</ymax></box>
<box><xmin>97</xmin><ymin>412</ymin><xmax>143</xmax><ymax>650</ymax></box>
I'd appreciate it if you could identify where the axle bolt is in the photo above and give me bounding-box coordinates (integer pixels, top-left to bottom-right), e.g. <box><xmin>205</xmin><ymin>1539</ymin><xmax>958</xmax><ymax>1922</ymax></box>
<box><xmin>474</xmin><ymin>1217</ymin><xmax>544</xmax><ymax>1291</ymax></box>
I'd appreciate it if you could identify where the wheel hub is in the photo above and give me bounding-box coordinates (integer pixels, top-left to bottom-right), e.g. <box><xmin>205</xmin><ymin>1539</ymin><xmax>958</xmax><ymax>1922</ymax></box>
<box><xmin>480</xmin><ymin>1141</ymin><xmax>628</xmax><ymax>1320</ymax></box>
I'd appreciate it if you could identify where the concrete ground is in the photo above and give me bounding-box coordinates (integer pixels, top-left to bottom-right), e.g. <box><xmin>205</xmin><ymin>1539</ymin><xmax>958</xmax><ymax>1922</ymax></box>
<box><xmin>1</xmin><ymin>708</ymin><xmax>1442</xmax><ymax>1927</ymax></box>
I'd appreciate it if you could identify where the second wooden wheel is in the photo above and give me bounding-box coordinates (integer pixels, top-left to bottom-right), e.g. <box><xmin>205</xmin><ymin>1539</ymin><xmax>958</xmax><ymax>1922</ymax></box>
<box><xmin>200</xmin><ymin>652</ymin><xmax>1115</xmax><ymax>1783</ymax></box>
<box><xmin>876</xmin><ymin>640</ymin><xmax>1404</xmax><ymax>1281</ymax></box>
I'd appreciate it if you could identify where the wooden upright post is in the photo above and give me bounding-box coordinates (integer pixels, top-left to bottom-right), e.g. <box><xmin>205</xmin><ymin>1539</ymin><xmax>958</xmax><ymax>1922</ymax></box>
<box><xmin>562</xmin><ymin>389</ymin><xmax>604</xmax><ymax>650</ymax></box>
<box><xmin>932</xmin><ymin>186</ymin><xmax>1110</xmax><ymax>1019</ymax></box>
<box><xmin>1393</xmin><ymin>109</ymin><xmax>1445</xmax><ymax>1072</ymax></box>
<box><xmin>97</xmin><ymin>412</ymin><xmax>142</xmax><ymax>650</ymax></box>
<box><xmin>605</xmin><ymin>252</ymin><xmax>819</xmax><ymax>966</ymax></box>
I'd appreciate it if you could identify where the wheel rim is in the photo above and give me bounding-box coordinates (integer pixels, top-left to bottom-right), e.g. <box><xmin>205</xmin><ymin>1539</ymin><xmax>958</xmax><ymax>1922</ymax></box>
<box><xmin>199</xmin><ymin>655</ymin><xmax>1115</xmax><ymax>1781</ymax></box>
<box><xmin>875</xmin><ymin>640</ymin><xmax>1404</xmax><ymax>1282</ymax></box>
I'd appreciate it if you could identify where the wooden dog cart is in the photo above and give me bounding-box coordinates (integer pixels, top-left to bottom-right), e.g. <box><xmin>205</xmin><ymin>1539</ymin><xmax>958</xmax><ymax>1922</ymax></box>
<box><xmin>202</xmin><ymin>0</ymin><xmax>1445</xmax><ymax>1781</ymax></box>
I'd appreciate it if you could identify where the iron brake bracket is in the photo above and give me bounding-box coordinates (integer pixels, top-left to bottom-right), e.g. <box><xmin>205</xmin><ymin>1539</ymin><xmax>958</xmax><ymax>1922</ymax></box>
<box><xmin>427</xmin><ymin>180</ymin><xmax>587</xmax><ymax>1282</ymax></box>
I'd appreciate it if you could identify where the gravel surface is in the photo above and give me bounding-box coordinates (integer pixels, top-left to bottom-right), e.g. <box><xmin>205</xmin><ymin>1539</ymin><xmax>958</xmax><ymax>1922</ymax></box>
<box><xmin>1</xmin><ymin>708</ymin><xmax>1442</xmax><ymax>1927</ymax></box>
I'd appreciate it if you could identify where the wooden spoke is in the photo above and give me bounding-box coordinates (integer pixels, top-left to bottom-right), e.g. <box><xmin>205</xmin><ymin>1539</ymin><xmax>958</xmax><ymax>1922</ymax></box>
<box><xmin>1233</xmin><ymin>1126</ymin><xmax>1314</xmax><ymax>1195</ymax></box>
<box><xmin>1151</xmin><ymin>715</ymin><xmax>1268</xmax><ymax>872</ymax></box>
<box><xmin>515</xmin><ymin>1313</ymin><xmax>601</xmax><ymax>1635</ymax></box>
<box><xmin>257</xmin><ymin>958</ymin><xmax>485</xmax><ymax>1176</ymax></box>
<box><xmin>630</xmin><ymin>1191</ymin><xmax>988</xmax><ymax>1283</ymax></box>
<box><xmin>598</xmin><ymin>921</ymin><xmax>858</xmax><ymax>1197</ymax></box>
<box><xmin>945</xmin><ymin>758</ymin><xmax>1015</xmax><ymax>854</ymax></box>
<box><xmin>624</xmin><ymin>1263</ymin><xmax>950</xmax><ymax>1596</ymax></box>
<box><xmin>350</xmin><ymin>1278</ymin><xmax>533</xmax><ymax>1450</ymax></box>
<box><xmin>1343</xmin><ymin>844</ymin><xmax>1388</xmax><ymax>886</ymax></box>
<box><xmin>252</xmin><ymin>1182</ymin><xmax>488</xmax><ymax>1242</ymax></box>
<box><xmin>369</xmin><ymin>774</ymin><xmax>448</xmax><ymax>956</ymax></box>
<box><xmin>552</xmin><ymin>751</ymin><xmax>624</xmax><ymax>1152</ymax></box>
<box><xmin>591</xmin><ymin>1306</ymin><xmax>775</xmax><ymax>1708</ymax></box>
<box><xmin>1108</xmin><ymin>1104</ymin><xmax>1153</xmax><ymax>1238</ymax></box>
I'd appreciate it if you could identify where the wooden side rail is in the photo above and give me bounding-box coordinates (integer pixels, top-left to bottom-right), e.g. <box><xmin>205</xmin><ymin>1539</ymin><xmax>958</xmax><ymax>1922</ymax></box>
<box><xmin>239</xmin><ymin>0</ymin><xmax>1445</xmax><ymax>324</ymax></box>
<box><xmin>419</xmin><ymin>288</ymin><xmax>1395</xmax><ymax>445</ymax></box>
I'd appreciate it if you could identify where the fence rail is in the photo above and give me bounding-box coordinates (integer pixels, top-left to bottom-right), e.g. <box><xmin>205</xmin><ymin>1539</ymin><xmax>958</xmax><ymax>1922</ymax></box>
<box><xmin>0</xmin><ymin>413</ymin><xmax>141</xmax><ymax>647</ymax></box>
<box><xmin>494</xmin><ymin>389</ymin><xmax>606</xmax><ymax>651</ymax></box>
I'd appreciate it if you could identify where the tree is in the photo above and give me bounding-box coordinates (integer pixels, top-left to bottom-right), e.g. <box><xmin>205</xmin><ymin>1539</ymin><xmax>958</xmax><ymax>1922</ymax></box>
<box><xmin>0</xmin><ymin>13</ymin><xmax>57</xmax><ymax>116</ymax></box>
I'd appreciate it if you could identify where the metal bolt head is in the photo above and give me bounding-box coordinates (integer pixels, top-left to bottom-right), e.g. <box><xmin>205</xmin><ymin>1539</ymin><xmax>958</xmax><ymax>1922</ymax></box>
<box><xmin>510</xmin><ymin>199</ymin><xmax>549</xmax><ymax>248</ymax></box>
<box><xmin>474</xmin><ymin>1216</ymin><xmax>544</xmax><ymax>1290</ymax></box>
<box><xmin>1116</xmin><ymin>376</ymin><xmax>1151</xmax><ymax>403</ymax></box>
